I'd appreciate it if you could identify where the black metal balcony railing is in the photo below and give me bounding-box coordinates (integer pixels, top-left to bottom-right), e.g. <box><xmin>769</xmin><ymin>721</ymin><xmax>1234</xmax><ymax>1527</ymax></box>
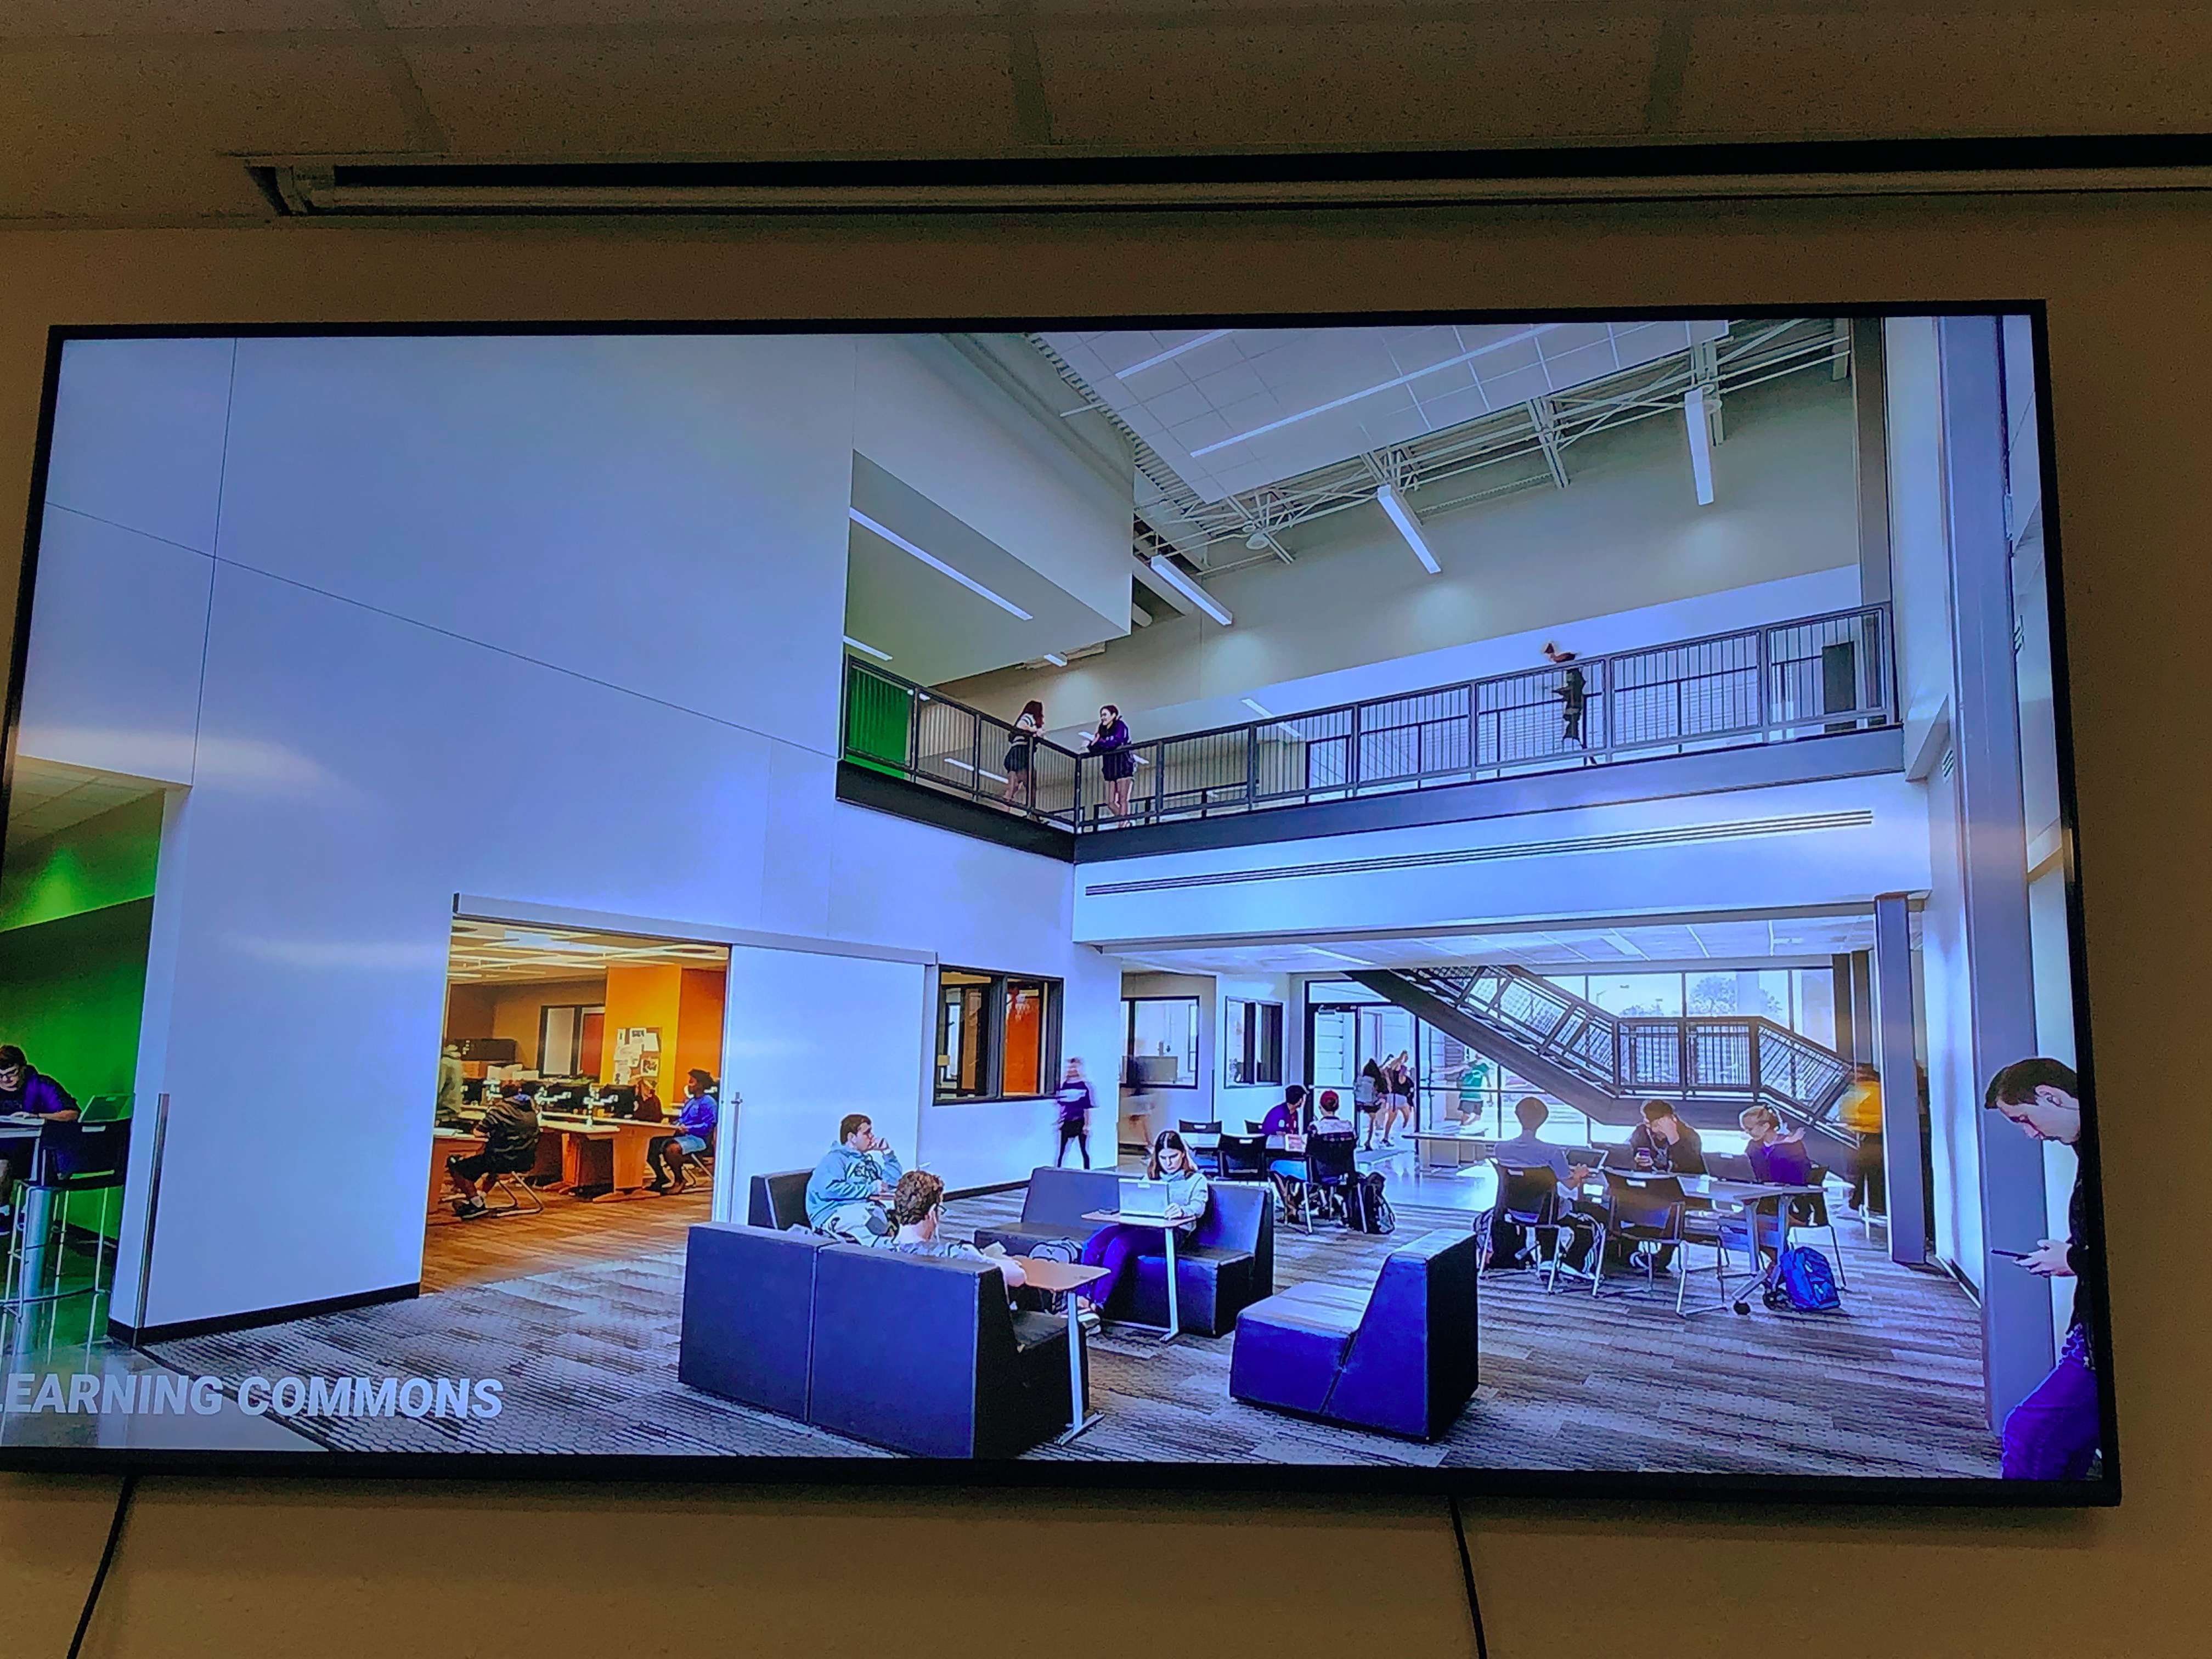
<box><xmin>839</xmin><ymin>602</ymin><xmax>1894</xmax><ymax>837</ymax></box>
<box><xmin>843</xmin><ymin>658</ymin><xmax>1086</xmax><ymax>829</ymax></box>
<box><xmin>1409</xmin><ymin>964</ymin><xmax>1856</xmax><ymax>1132</ymax></box>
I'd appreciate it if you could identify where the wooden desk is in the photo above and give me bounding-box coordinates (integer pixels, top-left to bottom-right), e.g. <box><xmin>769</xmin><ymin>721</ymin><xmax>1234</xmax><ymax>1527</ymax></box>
<box><xmin>538</xmin><ymin>1115</ymin><xmax>669</xmax><ymax>1199</ymax></box>
<box><xmin>428</xmin><ymin>1129</ymin><xmax>485</xmax><ymax>1217</ymax></box>
<box><xmin>1012</xmin><ymin>1257</ymin><xmax>1110</xmax><ymax>1442</ymax></box>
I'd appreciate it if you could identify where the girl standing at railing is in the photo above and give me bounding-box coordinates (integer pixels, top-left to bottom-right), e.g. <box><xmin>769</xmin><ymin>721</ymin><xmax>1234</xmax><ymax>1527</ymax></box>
<box><xmin>1087</xmin><ymin>703</ymin><xmax>1135</xmax><ymax>819</ymax></box>
<box><xmin>1002</xmin><ymin>699</ymin><xmax>1045</xmax><ymax>808</ymax></box>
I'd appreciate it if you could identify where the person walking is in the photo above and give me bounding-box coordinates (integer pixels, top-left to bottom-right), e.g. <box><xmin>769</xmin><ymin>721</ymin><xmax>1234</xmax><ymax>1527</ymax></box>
<box><xmin>1356</xmin><ymin>1054</ymin><xmax>1387</xmax><ymax>1149</ymax></box>
<box><xmin>1086</xmin><ymin>703</ymin><xmax>1136</xmax><ymax>820</ymax></box>
<box><xmin>1543</xmin><ymin>641</ymin><xmax>1588</xmax><ymax>753</ymax></box>
<box><xmin>1836</xmin><ymin>1062</ymin><xmax>1886</xmax><ymax>1215</ymax></box>
<box><xmin>1002</xmin><ymin>699</ymin><xmax>1045</xmax><ymax>810</ymax></box>
<box><xmin>1053</xmin><ymin>1057</ymin><xmax>1095</xmax><ymax>1169</ymax></box>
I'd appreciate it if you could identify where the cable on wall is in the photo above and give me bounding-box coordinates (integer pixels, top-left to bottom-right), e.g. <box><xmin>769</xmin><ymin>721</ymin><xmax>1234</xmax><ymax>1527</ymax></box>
<box><xmin>65</xmin><ymin>1472</ymin><xmax>139</xmax><ymax>1659</ymax></box>
<box><xmin>1446</xmin><ymin>1494</ymin><xmax>1491</xmax><ymax>1658</ymax></box>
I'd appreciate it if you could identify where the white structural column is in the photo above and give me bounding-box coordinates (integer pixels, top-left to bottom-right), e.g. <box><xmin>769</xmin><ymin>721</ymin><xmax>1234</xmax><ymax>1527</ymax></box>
<box><xmin>1937</xmin><ymin>315</ymin><xmax>2054</xmax><ymax>1429</ymax></box>
<box><xmin>1872</xmin><ymin>891</ymin><xmax>1927</xmax><ymax>1266</ymax></box>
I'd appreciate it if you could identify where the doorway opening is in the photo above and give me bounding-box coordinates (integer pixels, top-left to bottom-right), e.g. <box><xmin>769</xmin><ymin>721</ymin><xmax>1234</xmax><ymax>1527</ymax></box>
<box><xmin>426</xmin><ymin>917</ymin><xmax>731</xmax><ymax>1295</ymax></box>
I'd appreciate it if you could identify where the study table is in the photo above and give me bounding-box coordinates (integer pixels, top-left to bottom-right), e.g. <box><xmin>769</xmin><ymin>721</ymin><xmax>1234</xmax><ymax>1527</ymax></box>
<box><xmin>0</xmin><ymin>1114</ymin><xmax>57</xmax><ymax>1291</ymax></box>
<box><xmin>1079</xmin><ymin>1207</ymin><xmax>1194</xmax><ymax>1340</ymax></box>
<box><xmin>1556</xmin><ymin>1169</ymin><xmax>1827</xmax><ymax>1310</ymax></box>
<box><xmin>1010</xmin><ymin>1256</ymin><xmax>1110</xmax><ymax>1442</ymax></box>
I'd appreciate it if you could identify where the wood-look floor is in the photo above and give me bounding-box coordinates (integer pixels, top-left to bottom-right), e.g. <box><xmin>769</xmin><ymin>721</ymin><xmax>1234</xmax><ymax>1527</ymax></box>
<box><xmin>421</xmin><ymin>1184</ymin><xmax>712</xmax><ymax>1295</ymax></box>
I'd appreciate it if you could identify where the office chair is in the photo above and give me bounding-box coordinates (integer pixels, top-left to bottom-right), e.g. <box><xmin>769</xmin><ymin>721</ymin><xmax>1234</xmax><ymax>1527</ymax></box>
<box><xmin>1482</xmin><ymin>1163</ymin><xmax>1595</xmax><ymax>1292</ymax></box>
<box><xmin>1216</xmin><ymin>1131</ymin><xmax>1269</xmax><ymax>1183</ymax></box>
<box><xmin>473</xmin><ymin>1166</ymin><xmax>546</xmax><ymax>1218</ymax></box>
<box><xmin>1594</xmin><ymin>1170</ymin><xmax>1687</xmax><ymax>1306</ymax></box>
<box><xmin>1301</xmin><ymin>1133</ymin><xmax>1359</xmax><ymax>1234</ymax></box>
<box><xmin>1176</xmin><ymin>1119</ymin><xmax>1224</xmax><ymax>1175</ymax></box>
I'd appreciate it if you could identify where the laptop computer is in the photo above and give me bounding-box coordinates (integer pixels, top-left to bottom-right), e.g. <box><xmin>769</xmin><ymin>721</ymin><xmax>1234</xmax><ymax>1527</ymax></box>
<box><xmin>1120</xmin><ymin>1178</ymin><xmax>1172</xmax><ymax>1220</ymax></box>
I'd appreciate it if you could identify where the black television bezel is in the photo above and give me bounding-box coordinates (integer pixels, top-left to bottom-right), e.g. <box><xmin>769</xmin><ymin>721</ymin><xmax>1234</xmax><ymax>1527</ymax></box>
<box><xmin>0</xmin><ymin>298</ymin><xmax>2118</xmax><ymax>1509</ymax></box>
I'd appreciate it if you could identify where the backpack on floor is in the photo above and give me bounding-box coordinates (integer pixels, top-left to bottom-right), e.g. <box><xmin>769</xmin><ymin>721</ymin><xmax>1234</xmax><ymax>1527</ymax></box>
<box><xmin>1765</xmin><ymin>1245</ymin><xmax>1841</xmax><ymax>1312</ymax></box>
<box><xmin>1343</xmin><ymin>1171</ymin><xmax>1395</xmax><ymax>1235</ymax></box>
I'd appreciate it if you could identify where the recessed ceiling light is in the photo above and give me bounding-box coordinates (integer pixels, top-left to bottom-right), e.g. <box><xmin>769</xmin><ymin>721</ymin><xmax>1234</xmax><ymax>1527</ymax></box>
<box><xmin>850</xmin><ymin>507</ymin><xmax>1033</xmax><ymax>620</ymax></box>
<box><xmin>842</xmin><ymin>634</ymin><xmax>893</xmax><ymax>662</ymax></box>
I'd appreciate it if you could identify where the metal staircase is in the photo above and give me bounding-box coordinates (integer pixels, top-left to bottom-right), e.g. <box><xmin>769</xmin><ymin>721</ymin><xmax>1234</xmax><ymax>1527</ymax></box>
<box><xmin>1351</xmin><ymin>964</ymin><xmax>1857</xmax><ymax>1158</ymax></box>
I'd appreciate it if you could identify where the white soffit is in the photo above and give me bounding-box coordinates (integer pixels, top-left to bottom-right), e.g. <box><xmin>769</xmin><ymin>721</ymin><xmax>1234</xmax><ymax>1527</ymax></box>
<box><xmin>1043</xmin><ymin>320</ymin><xmax>1730</xmax><ymax>504</ymax></box>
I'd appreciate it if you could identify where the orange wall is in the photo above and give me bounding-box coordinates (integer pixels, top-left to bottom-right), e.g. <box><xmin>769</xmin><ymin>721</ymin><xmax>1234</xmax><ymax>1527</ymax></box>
<box><xmin>675</xmin><ymin>967</ymin><xmax>727</xmax><ymax>1094</ymax></box>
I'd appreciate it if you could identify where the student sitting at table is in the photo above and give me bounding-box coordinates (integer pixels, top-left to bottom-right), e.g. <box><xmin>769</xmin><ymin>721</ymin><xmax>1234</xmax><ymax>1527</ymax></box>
<box><xmin>0</xmin><ymin>1044</ymin><xmax>80</xmax><ymax>1224</ymax></box>
<box><xmin>1307</xmin><ymin>1090</ymin><xmax>1357</xmax><ymax>1137</ymax></box>
<box><xmin>1260</xmin><ymin>1085</ymin><xmax>1307</xmax><ymax>1138</ymax></box>
<box><xmin>1075</xmin><ymin>1129</ymin><xmax>1210</xmax><ymax>1327</ymax></box>
<box><xmin>806</xmin><ymin>1112</ymin><xmax>905</xmax><ymax>1243</ymax></box>
<box><xmin>445</xmin><ymin>1083</ymin><xmax>541</xmax><ymax>1218</ymax></box>
<box><xmin>885</xmin><ymin>1170</ymin><xmax>1028</xmax><ymax>1289</ymax></box>
<box><xmin>1740</xmin><ymin>1105</ymin><xmax>1812</xmax><ymax>1184</ymax></box>
<box><xmin>1487</xmin><ymin>1097</ymin><xmax>1600</xmax><ymax>1272</ymax></box>
<box><xmin>646</xmin><ymin>1069</ymin><xmax>719</xmax><ymax>1194</ymax></box>
<box><xmin>1628</xmin><ymin>1099</ymin><xmax>1707</xmax><ymax>1174</ymax></box>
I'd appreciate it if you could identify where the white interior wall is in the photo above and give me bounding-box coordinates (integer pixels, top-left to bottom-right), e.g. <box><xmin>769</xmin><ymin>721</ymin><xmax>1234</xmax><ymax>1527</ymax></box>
<box><xmin>719</xmin><ymin>946</ymin><xmax>931</xmax><ymax>1216</ymax></box>
<box><xmin>854</xmin><ymin>334</ymin><xmax>1134</xmax><ymax>642</ymax></box>
<box><xmin>1214</xmin><ymin>972</ymin><xmax>1302</xmax><ymax>1131</ymax></box>
<box><xmin>949</xmin><ymin>369</ymin><xmax>1861</xmax><ymax>735</ymax></box>
<box><xmin>1075</xmin><ymin>773</ymin><xmax>1933</xmax><ymax>948</ymax></box>
<box><xmin>16</xmin><ymin>334</ymin><xmax>1111</xmax><ymax>1330</ymax></box>
<box><xmin>827</xmin><ymin>802</ymin><xmax>1122</xmax><ymax>1194</ymax></box>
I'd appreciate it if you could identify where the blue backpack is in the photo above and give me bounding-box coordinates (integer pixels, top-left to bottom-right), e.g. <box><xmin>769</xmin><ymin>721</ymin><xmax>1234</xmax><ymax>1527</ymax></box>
<box><xmin>1767</xmin><ymin>1246</ymin><xmax>1841</xmax><ymax>1312</ymax></box>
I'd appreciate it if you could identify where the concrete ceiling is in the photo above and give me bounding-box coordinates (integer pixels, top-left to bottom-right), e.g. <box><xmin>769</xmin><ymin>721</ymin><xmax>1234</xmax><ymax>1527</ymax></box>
<box><xmin>5</xmin><ymin>5</ymin><xmax>2211</xmax><ymax>226</ymax></box>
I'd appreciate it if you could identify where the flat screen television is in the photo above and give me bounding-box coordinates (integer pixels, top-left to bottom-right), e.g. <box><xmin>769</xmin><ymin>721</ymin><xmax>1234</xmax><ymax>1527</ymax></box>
<box><xmin>0</xmin><ymin>308</ymin><xmax>2115</xmax><ymax>1503</ymax></box>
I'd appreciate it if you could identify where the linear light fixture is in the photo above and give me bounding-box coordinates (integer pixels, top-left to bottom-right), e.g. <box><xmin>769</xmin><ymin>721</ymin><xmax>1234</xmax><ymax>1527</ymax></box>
<box><xmin>842</xmin><ymin>634</ymin><xmax>892</xmax><ymax>662</ymax></box>
<box><xmin>1374</xmin><ymin>483</ymin><xmax>1442</xmax><ymax>574</ymax></box>
<box><xmin>1130</xmin><ymin>601</ymin><xmax>1153</xmax><ymax>628</ymax></box>
<box><xmin>1240</xmin><ymin>697</ymin><xmax>1274</xmax><ymax>716</ymax></box>
<box><xmin>1144</xmin><ymin>554</ymin><xmax>1233</xmax><ymax>626</ymax></box>
<box><xmin>1685</xmin><ymin>386</ymin><xmax>1716</xmax><ymax>506</ymax></box>
<box><xmin>849</xmin><ymin>507</ymin><xmax>1033</xmax><ymax>620</ymax></box>
<box><xmin>1115</xmin><ymin>329</ymin><xmax>1234</xmax><ymax>379</ymax></box>
<box><xmin>1189</xmin><ymin>325</ymin><xmax>1548</xmax><ymax>457</ymax></box>
<box><xmin>944</xmin><ymin>758</ymin><xmax>1009</xmax><ymax>784</ymax></box>
<box><xmin>1042</xmin><ymin>652</ymin><xmax>1068</xmax><ymax>667</ymax></box>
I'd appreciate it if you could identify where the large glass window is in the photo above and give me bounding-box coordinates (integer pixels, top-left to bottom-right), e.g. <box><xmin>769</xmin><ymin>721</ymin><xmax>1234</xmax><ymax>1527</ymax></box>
<box><xmin>936</xmin><ymin>968</ymin><xmax>1059</xmax><ymax>1102</ymax></box>
<box><xmin>1225</xmin><ymin>999</ymin><xmax>1284</xmax><ymax>1087</ymax></box>
<box><xmin>1125</xmin><ymin>996</ymin><xmax>1199</xmax><ymax>1089</ymax></box>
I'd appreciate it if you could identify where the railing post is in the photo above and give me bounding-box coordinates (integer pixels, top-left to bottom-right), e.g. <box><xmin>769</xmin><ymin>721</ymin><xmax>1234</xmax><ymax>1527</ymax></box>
<box><xmin>969</xmin><ymin>716</ymin><xmax>982</xmax><ymax>804</ymax></box>
<box><xmin>1347</xmin><ymin>701</ymin><xmax>1362</xmax><ymax>795</ymax></box>
<box><xmin>1757</xmin><ymin>621</ymin><xmax>1774</xmax><ymax>737</ymax></box>
<box><xmin>1074</xmin><ymin>751</ymin><xmax>1085</xmax><ymax>830</ymax></box>
<box><xmin>1246</xmin><ymin>721</ymin><xmax>1259</xmax><ymax>812</ymax></box>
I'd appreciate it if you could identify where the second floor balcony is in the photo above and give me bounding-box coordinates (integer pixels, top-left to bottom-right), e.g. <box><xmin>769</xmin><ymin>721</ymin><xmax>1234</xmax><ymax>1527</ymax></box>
<box><xmin>839</xmin><ymin>602</ymin><xmax>1896</xmax><ymax>848</ymax></box>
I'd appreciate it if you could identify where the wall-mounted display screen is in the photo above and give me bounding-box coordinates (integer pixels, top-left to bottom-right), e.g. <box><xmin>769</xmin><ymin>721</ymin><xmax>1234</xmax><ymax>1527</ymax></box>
<box><xmin>0</xmin><ymin>311</ymin><xmax>2113</xmax><ymax>1503</ymax></box>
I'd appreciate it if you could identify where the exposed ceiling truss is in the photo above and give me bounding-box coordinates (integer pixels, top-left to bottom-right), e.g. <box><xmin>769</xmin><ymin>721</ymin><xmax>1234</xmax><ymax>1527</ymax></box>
<box><xmin>1037</xmin><ymin>318</ymin><xmax>1848</xmax><ymax>581</ymax></box>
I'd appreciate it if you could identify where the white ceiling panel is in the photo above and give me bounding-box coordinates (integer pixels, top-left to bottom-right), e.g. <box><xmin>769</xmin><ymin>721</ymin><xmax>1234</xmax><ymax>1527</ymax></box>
<box><xmin>1045</xmin><ymin>319</ymin><xmax>1729</xmax><ymax>504</ymax></box>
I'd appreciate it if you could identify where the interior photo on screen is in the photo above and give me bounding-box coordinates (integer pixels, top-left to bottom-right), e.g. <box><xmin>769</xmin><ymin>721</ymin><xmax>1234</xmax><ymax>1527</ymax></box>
<box><xmin>0</xmin><ymin>314</ymin><xmax>2110</xmax><ymax>1494</ymax></box>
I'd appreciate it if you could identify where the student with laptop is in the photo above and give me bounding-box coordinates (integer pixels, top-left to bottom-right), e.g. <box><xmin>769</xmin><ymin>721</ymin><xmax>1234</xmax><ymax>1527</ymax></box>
<box><xmin>1075</xmin><ymin>1128</ymin><xmax>1210</xmax><ymax>1324</ymax></box>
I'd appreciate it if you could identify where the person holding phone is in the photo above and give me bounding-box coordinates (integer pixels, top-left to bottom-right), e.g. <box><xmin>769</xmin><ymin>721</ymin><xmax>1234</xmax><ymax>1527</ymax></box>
<box><xmin>1085</xmin><ymin>703</ymin><xmax>1136</xmax><ymax>820</ymax></box>
<box><xmin>1002</xmin><ymin>699</ymin><xmax>1045</xmax><ymax>808</ymax></box>
<box><xmin>1984</xmin><ymin>1057</ymin><xmax>2102</xmax><ymax>1481</ymax></box>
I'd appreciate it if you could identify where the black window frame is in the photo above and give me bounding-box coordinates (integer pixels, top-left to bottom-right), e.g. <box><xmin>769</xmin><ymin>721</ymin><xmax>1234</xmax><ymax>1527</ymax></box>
<box><xmin>1122</xmin><ymin>995</ymin><xmax>1201</xmax><ymax>1091</ymax></box>
<box><xmin>1224</xmin><ymin>998</ymin><xmax>1285</xmax><ymax>1088</ymax></box>
<box><xmin>933</xmin><ymin>966</ymin><xmax>1063</xmax><ymax>1105</ymax></box>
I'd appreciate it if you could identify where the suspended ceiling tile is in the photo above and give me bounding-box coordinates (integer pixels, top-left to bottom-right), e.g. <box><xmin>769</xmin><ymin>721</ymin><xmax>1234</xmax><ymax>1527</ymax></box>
<box><xmin>0</xmin><ymin>36</ymin><xmax>408</xmax><ymax>221</ymax></box>
<box><xmin>1678</xmin><ymin>14</ymin><xmax>2212</xmax><ymax>138</ymax></box>
<box><xmin>381</xmin><ymin>0</ymin><xmax>996</xmax><ymax>24</ymax></box>
<box><xmin>1035</xmin><ymin>18</ymin><xmax>1662</xmax><ymax>150</ymax></box>
<box><xmin>400</xmin><ymin>31</ymin><xmax>1020</xmax><ymax>155</ymax></box>
<box><xmin>0</xmin><ymin>1</ymin><xmax>353</xmax><ymax>32</ymax></box>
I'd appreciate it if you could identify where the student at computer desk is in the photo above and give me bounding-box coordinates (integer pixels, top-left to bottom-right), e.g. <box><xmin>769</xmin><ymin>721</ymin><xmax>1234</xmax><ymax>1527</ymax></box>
<box><xmin>1075</xmin><ymin>1128</ymin><xmax>1210</xmax><ymax>1328</ymax></box>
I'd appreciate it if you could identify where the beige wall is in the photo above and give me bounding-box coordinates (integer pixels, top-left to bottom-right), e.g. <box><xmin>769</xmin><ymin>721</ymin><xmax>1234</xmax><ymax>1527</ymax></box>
<box><xmin>1</xmin><ymin>198</ymin><xmax>2208</xmax><ymax>1657</ymax></box>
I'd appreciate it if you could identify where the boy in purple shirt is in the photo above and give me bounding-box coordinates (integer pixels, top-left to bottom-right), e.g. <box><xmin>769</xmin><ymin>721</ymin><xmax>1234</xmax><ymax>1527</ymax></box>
<box><xmin>0</xmin><ymin>1045</ymin><xmax>79</xmax><ymax>1220</ymax></box>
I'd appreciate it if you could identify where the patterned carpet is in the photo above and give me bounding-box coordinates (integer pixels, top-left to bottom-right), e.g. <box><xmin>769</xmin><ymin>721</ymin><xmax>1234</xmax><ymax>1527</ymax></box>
<box><xmin>151</xmin><ymin>1185</ymin><xmax>1999</xmax><ymax>1476</ymax></box>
